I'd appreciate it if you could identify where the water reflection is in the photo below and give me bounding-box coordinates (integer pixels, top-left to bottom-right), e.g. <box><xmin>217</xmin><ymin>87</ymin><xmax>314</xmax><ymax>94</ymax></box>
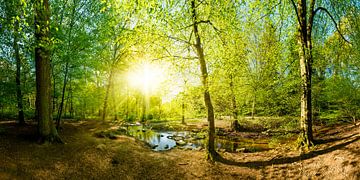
<box><xmin>124</xmin><ymin>125</ymin><xmax>270</xmax><ymax>152</ymax></box>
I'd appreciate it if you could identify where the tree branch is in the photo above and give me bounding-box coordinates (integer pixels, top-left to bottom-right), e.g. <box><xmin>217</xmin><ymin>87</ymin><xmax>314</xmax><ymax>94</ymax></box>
<box><xmin>181</xmin><ymin>20</ymin><xmax>213</xmax><ymax>30</ymax></box>
<box><xmin>167</xmin><ymin>35</ymin><xmax>193</xmax><ymax>46</ymax></box>
<box><xmin>151</xmin><ymin>55</ymin><xmax>198</xmax><ymax>61</ymax></box>
<box><xmin>314</xmin><ymin>7</ymin><xmax>351</xmax><ymax>44</ymax></box>
<box><xmin>290</xmin><ymin>0</ymin><xmax>301</xmax><ymax>26</ymax></box>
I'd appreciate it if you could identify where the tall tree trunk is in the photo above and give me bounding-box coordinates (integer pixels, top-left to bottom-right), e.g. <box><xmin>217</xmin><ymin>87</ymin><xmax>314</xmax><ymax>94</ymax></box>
<box><xmin>102</xmin><ymin>40</ymin><xmax>118</xmax><ymax>122</ymax></box>
<box><xmin>251</xmin><ymin>95</ymin><xmax>256</xmax><ymax>119</ymax></box>
<box><xmin>69</xmin><ymin>82</ymin><xmax>74</xmax><ymax>118</ymax></box>
<box><xmin>126</xmin><ymin>84</ymin><xmax>129</xmax><ymax>120</ymax></box>
<box><xmin>55</xmin><ymin>1</ymin><xmax>76</xmax><ymax>128</ymax></box>
<box><xmin>35</xmin><ymin>0</ymin><xmax>61</xmax><ymax>143</ymax></box>
<box><xmin>56</xmin><ymin>62</ymin><xmax>69</xmax><ymax>129</ymax></box>
<box><xmin>111</xmin><ymin>81</ymin><xmax>117</xmax><ymax>121</ymax></box>
<box><xmin>294</xmin><ymin>0</ymin><xmax>315</xmax><ymax>147</ymax></box>
<box><xmin>141</xmin><ymin>94</ymin><xmax>146</xmax><ymax>122</ymax></box>
<box><xmin>181</xmin><ymin>102</ymin><xmax>185</xmax><ymax>124</ymax></box>
<box><xmin>102</xmin><ymin>70</ymin><xmax>113</xmax><ymax>122</ymax></box>
<box><xmin>229</xmin><ymin>75</ymin><xmax>237</xmax><ymax>120</ymax></box>
<box><xmin>14</xmin><ymin>18</ymin><xmax>25</xmax><ymax>125</ymax></box>
<box><xmin>158</xmin><ymin>100</ymin><xmax>162</xmax><ymax>120</ymax></box>
<box><xmin>191</xmin><ymin>0</ymin><xmax>218</xmax><ymax>160</ymax></box>
<box><xmin>181</xmin><ymin>80</ymin><xmax>187</xmax><ymax>124</ymax></box>
<box><xmin>52</xmin><ymin>68</ymin><xmax>57</xmax><ymax>112</ymax></box>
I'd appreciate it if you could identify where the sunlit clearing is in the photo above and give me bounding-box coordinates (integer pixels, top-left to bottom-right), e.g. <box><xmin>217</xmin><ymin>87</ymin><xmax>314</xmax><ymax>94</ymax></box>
<box><xmin>127</xmin><ymin>61</ymin><xmax>165</xmax><ymax>94</ymax></box>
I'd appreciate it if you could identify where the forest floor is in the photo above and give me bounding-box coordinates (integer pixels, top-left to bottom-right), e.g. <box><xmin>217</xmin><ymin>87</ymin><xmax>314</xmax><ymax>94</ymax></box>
<box><xmin>0</xmin><ymin>119</ymin><xmax>359</xmax><ymax>179</ymax></box>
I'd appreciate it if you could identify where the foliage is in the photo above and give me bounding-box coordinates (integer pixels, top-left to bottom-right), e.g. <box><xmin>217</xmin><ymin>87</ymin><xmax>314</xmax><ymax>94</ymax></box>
<box><xmin>0</xmin><ymin>0</ymin><xmax>359</xmax><ymax>132</ymax></box>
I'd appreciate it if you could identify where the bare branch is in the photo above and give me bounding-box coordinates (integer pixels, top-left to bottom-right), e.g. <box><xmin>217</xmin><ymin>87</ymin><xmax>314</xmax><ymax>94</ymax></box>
<box><xmin>151</xmin><ymin>56</ymin><xmax>198</xmax><ymax>61</ymax></box>
<box><xmin>251</xmin><ymin>1</ymin><xmax>282</xmax><ymax>24</ymax></box>
<box><xmin>181</xmin><ymin>20</ymin><xmax>213</xmax><ymax>30</ymax></box>
<box><xmin>314</xmin><ymin>7</ymin><xmax>351</xmax><ymax>44</ymax></box>
<box><xmin>167</xmin><ymin>35</ymin><xmax>193</xmax><ymax>46</ymax></box>
<box><xmin>290</xmin><ymin>0</ymin><xmax>301</xmax><ymax>26</ymax></box>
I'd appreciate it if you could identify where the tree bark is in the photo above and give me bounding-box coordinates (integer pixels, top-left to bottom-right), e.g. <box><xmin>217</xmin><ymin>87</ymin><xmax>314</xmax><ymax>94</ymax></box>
<box><xmin>56</xmin><ymin>62</ymin><xmax>69</xmax><ymax>129</ymax></box>
<box><xmin>251</xmin><ymin>95</ymin><xmax>256</xmax><ymax>119</ymax></box>
<box><xmin>141</xmin><ymin>94</ymin><xmax>146</xmax><ymax>122</ymax></box>
<box><xmin>102</xmin><ymin>40</ymin><xmax>119</xmax><ymax>122</ymax></box>
<box><xmin>181</xmin><ymin>102</ymin><xmax>185</xmax><ymax>124</ymax></box>
<box><xmin>14</xmin><ymin>18</ymin><xmax>25</xmax><ymax>125</ymax></box>
<box><xmin>191</xmin><ymin>0</ymin><xmax>218</xmax><ymax>160</ymax></box>
<box><xmin>229</xmin><ymin>75</ymin><xmax>238</xmax><ymax>120</ymax></box>
<box><xmin>35</xmin><ymin>0</ymin><xmax>62</xmax><ymax>143</ymax></box>
<box><xmin>56</xmin><ymin>1</ymin><xmax>76</xmax><ymax>128</ymax></box>
<box><xmin>294</xmin><ymin>0</ymin><xmax>314</xmax><ymax>147</ymax></box>
<box><xmin>102</xmin><ymin>69</ymin><xmax>113</xmax><ymax>122</ymax></box>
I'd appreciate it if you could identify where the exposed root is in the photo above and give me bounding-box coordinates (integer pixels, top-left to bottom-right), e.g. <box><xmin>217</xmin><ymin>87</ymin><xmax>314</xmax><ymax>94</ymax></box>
<box><xmin>297</xmin><ymin>134</ymin><xmax>314</xmax><ymax>151</ymax></box>
<box><xmin>38</xmin><ymin>134</ymin><xmax>64</xmax><ymax>144</ymax></box>
<box><xmin>207</xmin><ymin>149</ymin><xmax>221</xmax><ymax>162</ymax></box>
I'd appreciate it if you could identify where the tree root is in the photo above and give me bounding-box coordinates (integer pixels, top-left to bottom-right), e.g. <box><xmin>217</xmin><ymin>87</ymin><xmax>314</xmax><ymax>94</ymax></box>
<box><xmin>38</xmin><ymin>134</ymin><xmax>64</xmax><ymax>144</ymax></box>
<box><xmin>207</xmin><ymin>149</ymin><xmax>221</xmax><ymax>162</ymax></box>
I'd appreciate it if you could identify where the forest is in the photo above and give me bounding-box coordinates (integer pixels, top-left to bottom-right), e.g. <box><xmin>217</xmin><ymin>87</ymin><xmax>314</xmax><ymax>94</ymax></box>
<box><xmin>0</xmin><ymin>0</ymin><xmax>360</xmax><ymax>179</ymax></box>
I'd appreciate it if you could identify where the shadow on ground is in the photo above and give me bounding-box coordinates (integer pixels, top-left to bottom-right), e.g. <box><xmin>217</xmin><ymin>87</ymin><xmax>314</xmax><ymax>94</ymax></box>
<box><xmin>216</xmin><ymin>133</ymin><xmax>360</xmax><ymax>168</ymax></box>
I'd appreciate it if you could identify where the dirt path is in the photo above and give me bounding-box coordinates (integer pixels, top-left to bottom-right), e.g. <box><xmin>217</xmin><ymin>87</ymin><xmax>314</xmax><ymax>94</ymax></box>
<box><xmin>0</xmin><ymin>120</ymin><xmax>359</xmax><ymax>179</ymax></box>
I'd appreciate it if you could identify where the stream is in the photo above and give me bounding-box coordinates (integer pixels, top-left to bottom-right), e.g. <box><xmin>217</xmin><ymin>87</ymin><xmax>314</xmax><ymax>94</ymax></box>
<box><xmin>123</xmin><ymin>124</ymin><xmax>271</xmax><ymax>152</ymax></box>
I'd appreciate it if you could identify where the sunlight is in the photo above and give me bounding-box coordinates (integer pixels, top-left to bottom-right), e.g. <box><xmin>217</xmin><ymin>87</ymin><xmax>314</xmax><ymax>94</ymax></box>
<box><xmin>127</xmin><ymin>61</ymin><xmax>165</xmax><ymax>94</ymax></box>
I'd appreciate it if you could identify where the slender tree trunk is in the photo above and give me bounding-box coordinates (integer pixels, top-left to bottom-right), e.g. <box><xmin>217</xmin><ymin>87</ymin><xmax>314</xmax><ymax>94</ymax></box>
<box><xmin>35</xmin><ymin>0</ymin><xmax>61</xmax><ymax>143</ymax></box>
<box><xmin>182</xmin><ymin>80</ymin><xmax>187</xmax><ymax>124</ymax></box>
<box><xmin>52</xmin><ymin>68</ymin><xmax>57</xmax><ymax>112</ymax></box>
<box><xmin>69</xmin><ymin>82</ymin><xmax>74</xmax><ymax>118</ymax></box>
<box><xmin>182</xmin><ymin>102</ymin><xmax>185</xmax><ymax>124</ymax></box>
<box><xmin>111</xmin><ymin>81</ymin><xmax>117</xmax><ymax>121</ymax></box>
<box><xmin>14</xmin><ymin>18</ymin><xmax>25</xmax><ymax>125</ymax></box>
<box><xmin>141</xmin><ymin>94</ymin><xmax>146</xmax><ymax>122</ymax></box>
<box><xmin>191</xmin><ymin>0</ymin><xmax>218</xmax><ymax>160</ymax></box>
<box><xmin>126</xmin><ymin>84</ymin><xmax>129</xmax><ymax>120</ymax></box>
<box><xmin>102</xmin><ymin>40</ymin><xmax>119</xmax><ymax>122</ymax></box>
<box><xmin>102</xmin><ymin>70</ymin><xmax>113</xmax><ymax>122</ymax></box>
<box><xmin>56</xmin><ymin>62</ymin><xmax>69</xmax><ymax>129</ymax></box>
<box><xmin>251</xmin><ymin>95</ymin><xmax>256</xmax><ymax>119</ymax></box>
<box><xmin>229</xmin><ymin>75</ymin><xmax>237</xmax><ymax>120</ymax></box>
<box><xmin>83</xmin><ymin>66</ymin><xmax>87</xmax><ymax>119</ymax></box>
<box><xmin>55</xmin><ymin>2</ymin><xmax>75</xmax><ymax>128</ymax></box>
<box><xmin>158</xmin><ymin>100</ymin><xmax>162</xmax><ymax>120</ymax></box>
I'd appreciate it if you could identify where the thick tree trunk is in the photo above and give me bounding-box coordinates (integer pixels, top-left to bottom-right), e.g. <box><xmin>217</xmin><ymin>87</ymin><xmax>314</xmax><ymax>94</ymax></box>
<box><xmin>295</xmin><ymin>0</ymin><xmax>314</xmax><ymax>147</ymax></box>
<box><xmin>35</xmin><ymin>0</ymin><xmax>61</xmax><ymax>143</ymax></box>
<box><xmin>14</xmin><ymin>18</ymin><xmax>25</xmax><ymax>125</ymax></box>
<box><xmin>191</xmin><ymin>0</ymin><xmax>218</xmax><ymax>160</ymax></box>
<box><xmin>299</xmin><ymin>46</ymin><xmax>313</xmax><ymax>147</ymax></box>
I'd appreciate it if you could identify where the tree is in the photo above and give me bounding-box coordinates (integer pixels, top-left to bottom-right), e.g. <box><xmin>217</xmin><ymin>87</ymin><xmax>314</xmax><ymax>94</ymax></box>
<box><xmin>291</xmin><ymin>0</ymin><xmax>350</xmax><ymax>147</ymax></box>
<box><xmin>35</xmin><ymin>0</ymin><xmax>61</xmax><ymax>142</ymax></box>
<box><xmin>190</xmin><ymin>0</ymin><xmax>219</xmax><ymax>160</ymax></box>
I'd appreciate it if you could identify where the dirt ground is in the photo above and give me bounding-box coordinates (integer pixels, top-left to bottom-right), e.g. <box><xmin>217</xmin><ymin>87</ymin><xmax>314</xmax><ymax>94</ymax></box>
<box><xmin>0</xmin><ymin>119</ymin><xmax>359</xmax><ymax>179</ymax></box>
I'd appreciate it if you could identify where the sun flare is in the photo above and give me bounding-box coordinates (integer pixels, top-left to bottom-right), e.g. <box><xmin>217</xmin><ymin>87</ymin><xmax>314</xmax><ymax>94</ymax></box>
<box><xmin>127</xmin><ymin>62</ymin><xmax>165</xmax><ymax>94</ymax></box>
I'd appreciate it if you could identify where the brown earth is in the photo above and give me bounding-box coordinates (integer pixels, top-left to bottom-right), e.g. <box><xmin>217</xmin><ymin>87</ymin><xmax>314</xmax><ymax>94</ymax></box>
<box><xmin>0</xmin><ymin>119</ymin><xmax>359</xmax><ymax>179</ymax></box>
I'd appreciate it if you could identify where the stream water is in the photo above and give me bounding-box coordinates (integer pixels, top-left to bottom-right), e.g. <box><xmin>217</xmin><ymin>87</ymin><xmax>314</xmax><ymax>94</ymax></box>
<box><xmin>124</xmin><ymin>125</ymin><xmax>270</xmax><ymax>152</ymax></box>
